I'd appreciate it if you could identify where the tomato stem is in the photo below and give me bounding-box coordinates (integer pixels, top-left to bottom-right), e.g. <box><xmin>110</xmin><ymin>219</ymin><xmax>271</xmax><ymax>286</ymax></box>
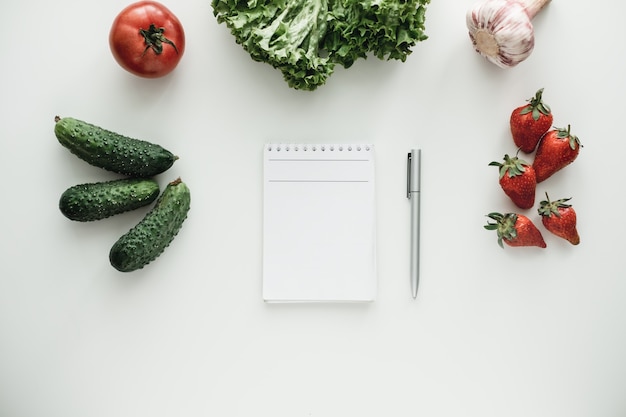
<box><xmin>139</xmin><ymin>24</ymin><xmax>179</xmax><ymax>56</ymax></box>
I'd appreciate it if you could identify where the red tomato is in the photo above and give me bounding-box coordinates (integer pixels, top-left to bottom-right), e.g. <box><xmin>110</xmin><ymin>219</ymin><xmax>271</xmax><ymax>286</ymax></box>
<box><xmin>109</xmin><ymin>1</ymin><xmax>185</xmax><ymax>78</ymax></box>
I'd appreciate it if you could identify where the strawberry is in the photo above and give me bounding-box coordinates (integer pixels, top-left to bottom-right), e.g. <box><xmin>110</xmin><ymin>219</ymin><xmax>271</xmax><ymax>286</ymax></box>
<box><xmin>533</xmin><ymin>125</ymin><xmax>582</xmax><ymax>183</ymax></box>
<box><xmin>484</xmin><ymin>212</ymin><xmax>547</xmax><ymax>248</ymax></box>
<box><xmin>510</xmin><ymin>88</ymin><xmax>553</xmax><ymax>153</ymax></box>
<box><xmin>537</xmin><ymin>193</ymin><xmax>580</xmax><ymax>245</ymax></box>
<box><xmin>489</xmin><ymin>153</ymin><xmax>536</xmax><ymax>209</ymax></box>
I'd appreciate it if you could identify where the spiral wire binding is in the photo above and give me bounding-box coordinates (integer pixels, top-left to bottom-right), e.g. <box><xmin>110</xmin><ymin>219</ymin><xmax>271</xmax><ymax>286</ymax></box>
<box><xmin>267</xmin><ymin>144</ymin><xmax>371</xmax><ymax>152</ymax></box>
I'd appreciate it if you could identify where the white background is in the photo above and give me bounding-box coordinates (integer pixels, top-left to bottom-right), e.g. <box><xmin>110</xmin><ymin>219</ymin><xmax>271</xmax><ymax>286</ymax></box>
<box><xmin>1</xmin><ymin>0</ymin><xmax>625</xmax><ymax>416</ymax></box>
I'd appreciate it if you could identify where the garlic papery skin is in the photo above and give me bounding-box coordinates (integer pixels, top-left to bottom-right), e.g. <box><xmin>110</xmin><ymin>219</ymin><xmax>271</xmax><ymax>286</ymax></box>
<box><xmin>466</xmin><ymin>0</ymin><xmax>551</xmax><ymax>68</ymax></box>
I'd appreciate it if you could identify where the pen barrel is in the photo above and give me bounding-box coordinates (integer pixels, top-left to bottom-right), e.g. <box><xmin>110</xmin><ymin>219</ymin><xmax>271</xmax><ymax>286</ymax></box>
<box><xmin>410</xmin><ymin>191</ymin><xmax>420</xmax><ymax>296</ymax></box>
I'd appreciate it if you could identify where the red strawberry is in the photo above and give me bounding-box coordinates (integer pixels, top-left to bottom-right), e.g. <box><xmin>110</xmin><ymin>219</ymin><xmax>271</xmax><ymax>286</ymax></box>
<box><xmin>484</xmin><ymin>212</ymin><xmax>547</xmax><ymax>248</ymax></box>
<box><xmin>533</xmin><ymin>125</ymin><xmax>582</xmax><ymax>183</ymax></box>
<box><xmin>537</xmin><ymin>193</ymin><xmax>580</xmax><ymax>245</ymax></box>
<box><xmin>489</xmin><ymin>153</ymin><xmax>537</xmax><ymax>209</ymax></box>
<box><xmin>510</xmin><ymin>88</ymin><xmax>553</xmax><ymax>153</ymax></box>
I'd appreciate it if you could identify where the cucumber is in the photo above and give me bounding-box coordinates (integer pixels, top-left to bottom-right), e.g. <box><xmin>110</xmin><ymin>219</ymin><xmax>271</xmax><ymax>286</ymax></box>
<box><xmin>109</xmin><ymin>178</ymin><xmax>191</xmax><ymax>272</ymax></box>
<box><xmin>54</xmin><ymin>116</ymin><xmax>177</xmax><ymax>177</ymax></box>
<box><xmin>59</xmin><ymin>178</ymin><xmax>160</xmax><ymax>222</ymax></box>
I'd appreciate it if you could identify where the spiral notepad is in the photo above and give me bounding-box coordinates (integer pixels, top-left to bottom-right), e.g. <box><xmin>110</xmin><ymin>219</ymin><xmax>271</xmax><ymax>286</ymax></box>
<box><xmin>263</xmin><ymin>144</ymin><xmax>377</xmax><ymax>302</ymax></box>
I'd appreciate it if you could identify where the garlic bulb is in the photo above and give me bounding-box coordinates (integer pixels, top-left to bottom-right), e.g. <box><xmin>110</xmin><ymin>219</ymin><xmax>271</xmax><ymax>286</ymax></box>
<box><xmin>466</xmin><ymin>0</ymin><xmax>551</xmax><ymax>68</ymax></box>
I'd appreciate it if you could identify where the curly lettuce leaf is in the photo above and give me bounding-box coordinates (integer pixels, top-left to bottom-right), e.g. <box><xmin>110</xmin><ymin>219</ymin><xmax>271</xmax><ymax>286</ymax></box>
<box><xmin>211</xmin><ymin>0</ymin><xmax>430</xmax><ymax>91</ymax></box>
<box><xmin>252</xmin><ymin>0</ymin><xmax>333</xmax><ymax>90</ymax></box>
<box><xmin>326</xmin><ymin>0</ymin><xmax>429</xmax><ymax>68</ymax></box>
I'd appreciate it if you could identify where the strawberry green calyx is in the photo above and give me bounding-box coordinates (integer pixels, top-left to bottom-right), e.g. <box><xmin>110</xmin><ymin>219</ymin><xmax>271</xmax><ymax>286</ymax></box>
<box><xmin>484</xmin><ymin>212</ymin><xmax>518</xmax><ymax>248</ymax></box>
<box><xmin>538</xmin><ymin>192</ymin><xmax>572</xmax><ymax>218</ymax></box>
<box><xmin>555</xmin><ymin>124</ymin><xmax>582</xmax><ymax>150</ymax></box>
<box><xmin>520</xmin><ymin>88</ymin><xmax>551</xmax><ymax>121</ymax></box>
<box><xmin>489</xmin><ymin>153</ymin><xmax>531</xmax><ymax>179</ymax></box>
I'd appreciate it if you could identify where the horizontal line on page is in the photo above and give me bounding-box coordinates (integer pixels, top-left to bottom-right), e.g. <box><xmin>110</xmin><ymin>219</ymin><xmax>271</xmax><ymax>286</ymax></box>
<box><xmin>268</xmin><ymin>159</ymin><xmax>370</xmax><ymax>162</ymax></box>
<box><xmin>268</xmin><ymin>180</ymin><xmax>370</xmax><ymax>183</ymax></box>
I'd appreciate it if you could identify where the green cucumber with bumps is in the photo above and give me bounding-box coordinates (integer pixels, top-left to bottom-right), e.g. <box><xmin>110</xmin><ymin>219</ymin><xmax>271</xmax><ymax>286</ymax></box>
<box><xmin>54</xmin><ymin>116</ymin><xmax>177</xmax><ymax>177</ymax></box>
<box><xmin>59</xmin><ymin>178</ymin><xmax>160</xmax><ymax>222</ymax></box>
<box><xmin>109</xmin><ymin>177</ymin><xmax>191</xmax><ymax>272</ymax></box>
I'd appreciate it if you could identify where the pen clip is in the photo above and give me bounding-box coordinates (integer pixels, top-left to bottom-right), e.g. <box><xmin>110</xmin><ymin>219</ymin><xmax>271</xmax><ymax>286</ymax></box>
<box><xmin>407</xmin><ymin>152</ymin><xmax>412</xmax><ymax>200</ymax></box>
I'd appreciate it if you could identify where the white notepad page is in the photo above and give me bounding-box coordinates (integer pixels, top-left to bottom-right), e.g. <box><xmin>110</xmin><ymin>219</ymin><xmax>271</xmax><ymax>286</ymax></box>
<box><xmin>263</xmin><ymin>144</ymin><xmax>377</xmax><ymax>302</ymax></box>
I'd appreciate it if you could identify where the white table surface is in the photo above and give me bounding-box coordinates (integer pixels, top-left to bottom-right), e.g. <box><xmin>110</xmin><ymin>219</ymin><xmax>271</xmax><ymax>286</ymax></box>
<box><xmin>2</xmin><ymin>0</ymin><xmax>625</xmax><ymax>416</ymax></box>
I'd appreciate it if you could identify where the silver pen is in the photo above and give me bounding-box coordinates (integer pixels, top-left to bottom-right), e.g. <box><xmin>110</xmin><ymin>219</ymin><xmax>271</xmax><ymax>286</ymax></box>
<box><xmin>407</xmin><ymin>149</ymin><xmax>421</xmax><ymax>299</ymax></box>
